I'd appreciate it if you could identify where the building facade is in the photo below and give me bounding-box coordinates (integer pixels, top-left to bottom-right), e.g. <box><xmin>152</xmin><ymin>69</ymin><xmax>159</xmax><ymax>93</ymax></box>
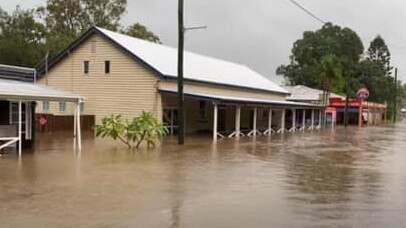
<box><xmin>37</xmin><ymin>27</ymin><xmax>323</xmax><ymax>138</ymax></box>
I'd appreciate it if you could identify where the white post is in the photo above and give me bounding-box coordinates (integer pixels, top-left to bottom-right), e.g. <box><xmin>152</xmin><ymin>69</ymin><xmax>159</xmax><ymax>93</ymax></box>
<box><xmin>18</xmin><ymin>101</ymin><xmax>22</xmax><ymax>157</ymax></box>
<box><xmin>302</xmin><ymin>109</ymin><xmax>306</xmax><ymax>131</ymax></box>
<box><xmin>170</xmin><ymin>109</ymin><xmax>174</xmax><ymax>135</ymax></box>
<box><xmin>280</xmin><ymin>109</ymin><xmax>286</xmax><ymax>133</ymax></box>
<box><xmin>318</xmin><ymin>109</ymin><xmax>322</xmax><ymax>129</ymax></box>
<box><xmin>311</xmin><ymin>109</ymin><xmax>315</xmax><ymax>130</ymax></box>
<box><xmin>73</xmin><ymin>102</ymin><xmax>77</xmax><ymax>149</ymax></box>
<box><xmin>266</xmin><ymin>108</ymin><xmax>273</xmax><ymax>135</ymax></box>
<box><xmin>76</xmin><ymin>101</ymin><xmax>82</xmax><ymax>151</ymax></box>
<box><xmin>291</xmin><ymin>109</ymin><xmax>296</xmax><ymax>132</ymax></box>
<box><xmin>235</xmin><ymin>106</ymin><xmax>241</xmax><ymax>138</ymax></box>
<box><xmin>253</xmin><ymin>107</ymin><xmax>257</xmax><ymax>136</ymax></box>
<box><xmin>25</xmin><ymin>102</ymin><xmax>32</xmax><ymax>140</ymax></box>
<box><xmin>213</xmin><ymin>104</ymin><xmax>218</xmax><ymax>141</ymax></box>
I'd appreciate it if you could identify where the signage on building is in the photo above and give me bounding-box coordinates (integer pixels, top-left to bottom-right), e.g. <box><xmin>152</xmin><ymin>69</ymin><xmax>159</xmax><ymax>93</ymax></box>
<box><xmin>357</xmin><ymin>88</ymin><xmax>370</xmax><ymax>100</ymax></box>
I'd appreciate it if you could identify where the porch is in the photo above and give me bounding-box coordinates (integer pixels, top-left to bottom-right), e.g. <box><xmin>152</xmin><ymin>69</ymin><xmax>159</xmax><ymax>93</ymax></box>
<box><xmin>0</xmin><ymin>79</ymin><xmax>83</xmax><ymax>157</ymax></box>
<box><xmin>160</xmin><ymin>89</ymin><xmax>325</xmax><ymax>141</ymax></box>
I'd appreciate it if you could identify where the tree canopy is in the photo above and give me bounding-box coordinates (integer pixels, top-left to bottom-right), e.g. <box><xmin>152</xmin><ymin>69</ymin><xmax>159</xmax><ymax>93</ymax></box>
<box><xmin>277</xmin><ymin>23</ymin><xmax>363</xmax><ymax>92</ymax></box>
<box><xmin>278</xmin><ymin>23</ymin><xmax>405</xmax><ymax>120</ymax></box>
<box><xmin>0</xmin><ymin>2</ymin><xmax>161</xmax><ymax>67</ymax></box>
<box><xmin>0</xmin><ymin>7</ymin><xmax>47</xmax><ymax>66</ymax></box>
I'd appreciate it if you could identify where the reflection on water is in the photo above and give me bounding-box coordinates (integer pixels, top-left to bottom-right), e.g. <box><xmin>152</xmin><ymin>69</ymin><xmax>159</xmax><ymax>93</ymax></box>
<box><xmin>1</xmin><ymin>125</ymin><xmax>406</xmax><ymax>227</ymax></box>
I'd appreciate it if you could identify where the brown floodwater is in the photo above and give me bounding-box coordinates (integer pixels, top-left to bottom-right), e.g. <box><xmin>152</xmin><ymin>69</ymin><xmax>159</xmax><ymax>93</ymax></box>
<box><xmin>1</xmin><ymin>125</ymin><xmax>406</xmax><ymax>227</ymax></box>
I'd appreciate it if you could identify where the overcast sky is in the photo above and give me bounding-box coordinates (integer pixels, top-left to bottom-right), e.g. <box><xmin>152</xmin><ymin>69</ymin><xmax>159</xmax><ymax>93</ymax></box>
<box><xmin>2</xmin><ymin>0</ymin><xmax>406</xmax><ymax>83</ymax></box>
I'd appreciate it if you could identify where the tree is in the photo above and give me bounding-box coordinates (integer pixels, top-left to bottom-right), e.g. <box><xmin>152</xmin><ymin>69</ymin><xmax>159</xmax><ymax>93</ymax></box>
<box><xmin>38</xmin><ymin>0</ymin><xmax>126</xmax><ymax>34</ymax></box>
<box><xmin>94</xmin><ymin>112</ymin><xmax>168</xmax><ymax>148</ymax></box>
<box><xmin>36</xmin><ymin>0</ymin><xmax>161</xmax><ymax>57</ymax></box>
<box><xmin>0</xmin><ymin>6</ymin><xmax>46</xmax><ymax>67</ymax></box>
<box><xmin>277</xmin><ymin>22</ymin><xmax>363</xmax><ymax>94</ymax></box>
<box><xmin>357</xmin><ymin>35</ymin><xmax>397</xmax><ymax>119</ymax></box>
<box><xmin>366</xmin><ymin>35</ymin><xmax>392</xmax><ymax>76</ymax></box>
<box><xmin>38</xmin><ymin>0</ymin><xmax>128</xmax><ymax>56</ymax></box>
<box><xmin>122</xmin><ymin>23</ymin><xmax>161</xmax><ymax>43</ymax></box>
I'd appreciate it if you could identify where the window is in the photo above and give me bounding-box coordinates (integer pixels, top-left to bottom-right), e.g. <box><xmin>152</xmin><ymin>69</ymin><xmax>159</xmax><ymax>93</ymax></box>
<box><xmin>84</xmin><ymin>61</ymin><xmax>89</xmax><ymax>74</ymax></box>
<box><xmin>43</xmin><ymin>101</ymin><xmax>50</xmax><ymax>112</ymax></box>
<box><xmin>80</xmin><ymin>103</ymin><xmax>85</xmax><ymax>113</ymax></box>
<box><xmin>105</xmin><ymin>61</ymin><xmax>111</xmax><ymax>74</ymax></box>
<box><xmin>59</xmin><ymin>102</ymin><xmax>66</xmax><ymax>113</ymax></box>
<box><xmin>199</xmin><ymin>101</ymin><xmax>207</xmax><ymax>120</ymax></box>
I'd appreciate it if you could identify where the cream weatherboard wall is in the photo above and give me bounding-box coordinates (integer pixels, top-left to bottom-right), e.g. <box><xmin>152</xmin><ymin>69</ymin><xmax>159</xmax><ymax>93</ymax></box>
<box><xmin>37</xmin><ymin>34</ymin><xmax>162</xmax><ymax>123</ymax></box>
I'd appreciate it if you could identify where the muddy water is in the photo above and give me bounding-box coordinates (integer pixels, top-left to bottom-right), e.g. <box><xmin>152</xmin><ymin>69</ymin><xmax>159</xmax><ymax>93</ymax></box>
<box><xmin>1</xmin><ymin>125</ymin><xmax>406</xmax><ymax>227</ymax></box>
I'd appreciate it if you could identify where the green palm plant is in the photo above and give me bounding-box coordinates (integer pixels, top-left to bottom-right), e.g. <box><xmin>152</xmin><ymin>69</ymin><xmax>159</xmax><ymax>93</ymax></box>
<box><xmin>318</xmin><ymin>54</ymin><xmax>344</xmax><ymax>104</ymax></box>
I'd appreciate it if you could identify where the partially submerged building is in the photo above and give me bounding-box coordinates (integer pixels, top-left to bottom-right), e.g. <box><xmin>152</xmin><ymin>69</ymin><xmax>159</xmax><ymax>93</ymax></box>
<box><xmin>328</xmin><ymin>97</ymin><xmax>387</xmax><ymax>126</ymax></box>
<box><xmin>284</xmin><ymin>85</ymin><xmax>387</xmax><ymax>126</ymax></box>
<box><xmin>284</xmin><ymin>85</ymin><xmax>344</xmax><ymax>104</ymax></box>
<box><xmin>36</xmin><ymin>27</ymin><xmax>324</xmax><ymax>140</ymax></box>
<box><xmin>0</xmin><ymin>64</ymin><xmax>83</xmax><ymax>156</ymax></box>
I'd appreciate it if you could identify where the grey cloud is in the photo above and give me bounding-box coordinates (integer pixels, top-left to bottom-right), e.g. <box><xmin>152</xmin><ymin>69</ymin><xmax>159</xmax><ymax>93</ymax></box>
<box><xmin>2</xmin><ymin>0</ymin><xmax>406</xmax><ymax>82</ymax></box>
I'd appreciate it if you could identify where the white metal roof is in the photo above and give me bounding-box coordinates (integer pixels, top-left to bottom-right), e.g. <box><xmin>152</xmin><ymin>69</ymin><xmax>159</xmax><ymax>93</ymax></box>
<box><xmin>159</xmin><ymin>88</ymin><xmax>323</xmax><ymax>108</ymax></box>
<box><xmin>284</xmin><ymin>85</ymin><xmax>344</xmax><ymax>101</ymax></box>
<box><xmin>0</xmin><ymin>79</ymin><xmax>83</xmax><ymax>102</ymax></box>
<box><xmin>97</xmin><ymin>27</ymin><xmax>288</xmax><ymax>94</ymax></box>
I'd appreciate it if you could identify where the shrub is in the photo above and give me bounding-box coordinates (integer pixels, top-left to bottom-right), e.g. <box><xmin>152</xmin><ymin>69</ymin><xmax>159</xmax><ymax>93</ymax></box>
<box><xmin>94</xmin><ymin>112</ymin><xmax>168</xmax><ymax>148</ymax></box>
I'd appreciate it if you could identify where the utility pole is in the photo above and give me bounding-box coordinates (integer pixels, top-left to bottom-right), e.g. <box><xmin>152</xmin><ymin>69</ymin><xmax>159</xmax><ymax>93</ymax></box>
<box><xmin>177</xmin><ymin>0</ymin><xmax>185</xmax><ymax>145</ymax></box>
<box><xmin>177</xmin><ymin>0</ymin><xmax>206</xmax><ymax>145</ymax></box>
<box><xmin>393</xmin><ymin>68</ymin><xmax>398</xmax><ymax>123</ymax></box>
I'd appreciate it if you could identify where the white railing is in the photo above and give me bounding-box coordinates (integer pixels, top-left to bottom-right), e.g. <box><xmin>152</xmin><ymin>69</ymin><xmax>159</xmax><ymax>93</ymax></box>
<box><xmin>0</xmin><ymin>137</ymin><xmax>19</xmax><ymax>150</ymax></box>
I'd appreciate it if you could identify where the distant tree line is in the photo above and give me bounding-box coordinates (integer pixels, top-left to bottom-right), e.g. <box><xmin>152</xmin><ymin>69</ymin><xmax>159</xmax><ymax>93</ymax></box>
<box><xmin>277</xmin><ymin>22</ymin><xmax>406</xmax><ymax>120</ymax></box>
<box><xmin>0</xmin><ymin>0</ymin><xmax>160</xmax><ymax>68</ymax></box>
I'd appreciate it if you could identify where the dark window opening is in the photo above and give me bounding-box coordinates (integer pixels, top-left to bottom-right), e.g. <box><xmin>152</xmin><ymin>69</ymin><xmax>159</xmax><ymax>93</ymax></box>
<box><xmin>199</xmin><ymin>101</ymin><xmax>207</xmax><ymax>120</ymax></box>
<box><xmin>84</xmin><ymin>61</ymin><xmax>89</xmax><ymax>74</ymax></box>
<box><xmin>105</xmin><ymin>61</ymin><xmax>111</xmax><ymax>74</ymax></box>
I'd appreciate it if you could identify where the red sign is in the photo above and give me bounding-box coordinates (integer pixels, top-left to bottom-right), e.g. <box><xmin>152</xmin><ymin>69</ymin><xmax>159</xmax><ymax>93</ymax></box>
<box><xmin>357</xmin><ymin>88</ymin><xmax>370</xmax><ymax>100</ymax></box>
<box><xmin>39</xmin><ymin>117</ymin><xmax>48</xmax><ymax>126</ymax></box>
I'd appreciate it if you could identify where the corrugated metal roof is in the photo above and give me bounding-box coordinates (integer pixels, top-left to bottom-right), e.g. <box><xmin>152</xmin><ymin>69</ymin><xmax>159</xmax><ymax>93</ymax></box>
<box><xmin>283</xmin><ymin>85</ymin><xmax>344</xmax><ymax>101</ymax></box>
<box><xmin>0</xmin><ymin>79</ymin><xmax>83</xmax><ymax>102</ymax></box>
<box><xmin>159</xmin><ymin>88</ymin><xmax>324</xmax><ymax>108</ymax></box>
<box><xmin>96</xmin><ymin>27</ymin><xmax>288</xmax><ymax>94</ymax></box>
<box><xmin>0</xmin><ymin>64</ymin><xmax>35</xmax><ymax>82</ymax></box>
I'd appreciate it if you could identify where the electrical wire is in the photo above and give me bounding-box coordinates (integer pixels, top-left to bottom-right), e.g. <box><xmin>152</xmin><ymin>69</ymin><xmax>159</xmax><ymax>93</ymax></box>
<box><xmin>287</xmin><ymin>0</ymin><xmax>326</xmax><ymax>24</ymax></box>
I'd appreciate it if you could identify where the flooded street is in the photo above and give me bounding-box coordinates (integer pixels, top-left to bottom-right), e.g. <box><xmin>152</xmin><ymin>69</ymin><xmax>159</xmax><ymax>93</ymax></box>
<box><xmin>1</xmin><ymin>125</ymin><xmax>406</xmax><ymax>228</ymax></box>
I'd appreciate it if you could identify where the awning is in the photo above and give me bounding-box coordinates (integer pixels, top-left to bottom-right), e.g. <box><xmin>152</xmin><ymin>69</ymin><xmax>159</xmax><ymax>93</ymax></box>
<box><xmin>0</xmin><ymin>78</ymin><xmax>84</xmax><ymax>156</ymax></box>
<box><xmin>159</xmin><ymin>89</ymin><xmax>324</xmax><ymax>108</ymax></box>
<box><xmin>0</xmin><ymin>79</ymin><xmax>83</xmax><ymax>102</ymax></box>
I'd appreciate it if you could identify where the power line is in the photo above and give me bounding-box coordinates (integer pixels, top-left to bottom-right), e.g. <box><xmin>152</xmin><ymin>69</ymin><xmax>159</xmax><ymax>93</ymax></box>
<box><xmin>287</xmin><ymin>0</ymin><xmax>326</xmax><ymax>24</ymax></box>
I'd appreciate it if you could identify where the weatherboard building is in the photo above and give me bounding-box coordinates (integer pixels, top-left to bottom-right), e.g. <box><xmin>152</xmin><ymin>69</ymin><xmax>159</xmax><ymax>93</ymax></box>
<box><xmin>36</xmin><ymin>27</ymin><xmax>323</xmax><ymax>139</ymax></box>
